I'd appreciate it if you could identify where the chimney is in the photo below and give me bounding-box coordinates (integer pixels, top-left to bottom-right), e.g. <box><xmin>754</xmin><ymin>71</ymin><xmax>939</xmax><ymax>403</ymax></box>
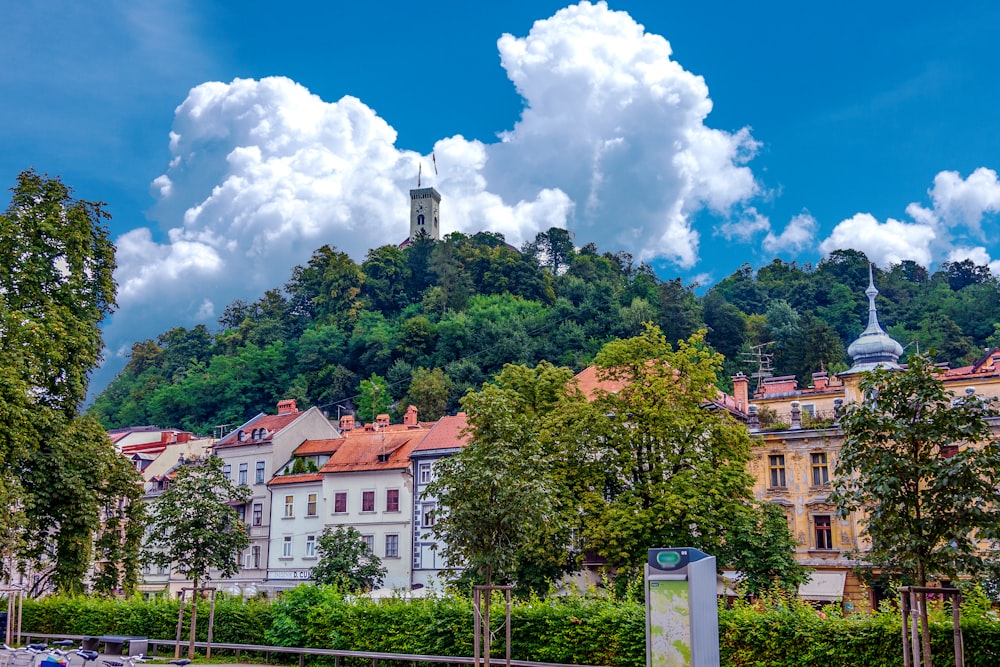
<box><xmin>403</xmin><ymin>405</ymin><xmax>419</xmax><ymax>426</ymax></box>
<box><xmin>376</xmin><ymin>414</ymin><xmax>390</xmax><ymax>428</ymax></box>
<box><xmin>161</xmin><ymin>431</ymin><xmax>172</xmax><ymax>445</ymax></box>
<box><xmin>277</xmin><ymin>399</ymin><xmax>297</xmax><ymax>415</ymax></box>
<box><xmin>340</xmin><ymin>414</ymin><xmax>355</xmax><ymax>432</ymax></box>
<box><xmin>812</xmin><ymin>372</ymin><xmax>829</xmax><ymax>390</ymax></box>
<box><xmin>732</xmin><ymin>373</ymin><xmax>749</xmax><ymax>412</ymax></box>
<box><xmin>177</xmin><ymin>432</ymin><xmax>192</xmax><ymax>444</ymax></box>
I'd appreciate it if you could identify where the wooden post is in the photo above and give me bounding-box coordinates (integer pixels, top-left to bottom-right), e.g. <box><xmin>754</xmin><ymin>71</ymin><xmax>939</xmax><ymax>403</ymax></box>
<box><xmin>188</xmin><ymin>594</ymin><xmax>198</xmax><ymax>660</ymax></box>
<box><xmin>206</xmin><ymin>589</ymin><xmax>216</xmax><ymax>660</ymax></box>
<box><xmin>174</xmin><ymin>593</ymin><xmax>186</xmax><ymax>659</ymax></box>
<box><xmin>900</xmin><ymin>589</ymin><xmax>911</xmax><ymax>667</ymax></box>
<box><xmin>953</xmin><ymin>591</ymin><xmax>964</xmax><ymax>667</ymax></box>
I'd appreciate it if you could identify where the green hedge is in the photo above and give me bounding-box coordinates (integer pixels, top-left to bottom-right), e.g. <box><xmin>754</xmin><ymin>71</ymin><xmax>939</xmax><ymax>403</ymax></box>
<box><xmin>17</xmin><ymin>588</ymin><xmax>1000</xmax><ymax>667</ymax></box>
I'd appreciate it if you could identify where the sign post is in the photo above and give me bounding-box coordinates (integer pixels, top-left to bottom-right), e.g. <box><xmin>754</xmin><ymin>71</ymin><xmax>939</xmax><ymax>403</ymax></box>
<box><xmin>645</xmin><ymin>547</ymin><xmax>719</xmax><ymax>667</ymax></box>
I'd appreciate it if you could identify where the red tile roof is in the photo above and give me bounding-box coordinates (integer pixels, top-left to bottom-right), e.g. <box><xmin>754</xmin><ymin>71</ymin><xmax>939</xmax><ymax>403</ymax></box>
<box><xmin>320</xmin><ymin>426</ymin><xmax>426</xmax><ymax>473</ymax></box>
<box><xmin>413</xmin><ymin>413</ymin><xmax>471</xmax><ymax>453</ymax></box>
<box><xmin>573</xmin><ymin>365</ymin><xmax>626</xmax><ymax>399</ymax></box>
<box><xmin>269</xmin><ymin>472</ymin><xmax>323</xmax><ymax>486</ymax></box>
<box><xmin>215</xmin><ymin>411</ymin><xmax>303</xmax><ymax>448</ymax></box>
<box><xmin>294</xmin><ymin>438</ymin><xmax>343</xmax><ymax>456</ymax></box>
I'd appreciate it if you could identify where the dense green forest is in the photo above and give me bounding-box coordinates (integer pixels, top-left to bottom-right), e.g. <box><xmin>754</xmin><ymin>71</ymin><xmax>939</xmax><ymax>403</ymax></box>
<box><xmin>90</xmin><ymin>228</ymin><xmax>1000</xmax><ymax>435</ymax></box>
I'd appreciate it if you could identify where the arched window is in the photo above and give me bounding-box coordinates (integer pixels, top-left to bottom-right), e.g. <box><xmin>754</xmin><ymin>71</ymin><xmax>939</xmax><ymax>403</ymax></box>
<box><xmin>237</xmin><ymin>430</ymin><xmax>246</xmax><ymax>442</ymax></box>
<box><xmin>417</xmin><ymin>214</ymin><xmax>425</xmax><ymax>226</ymax></box>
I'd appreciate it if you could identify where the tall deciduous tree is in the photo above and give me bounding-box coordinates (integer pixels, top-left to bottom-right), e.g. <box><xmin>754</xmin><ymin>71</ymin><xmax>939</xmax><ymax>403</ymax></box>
<box><xmin>832</xmin><ymin>354</ymin><xmax>1000</xmax><ymax>587</ymax></box>
<box><xmin>144</xmin><ymin>456</ymin><xmax>251</xmax><ymax>588</ymax></box>
<box><xmin>0</xmin><ymin>170</ymin><xmax>134</xmax><ymax>594</ymax></box>
<box><xmin>312</xmin><ymin>526</ymin><xmax>386</xmax><ymax>592</ymax></box>
<box><xmin>556</xmin><ymin>326</ymin><xmax>759</xmax><ymax>576</ymax></box>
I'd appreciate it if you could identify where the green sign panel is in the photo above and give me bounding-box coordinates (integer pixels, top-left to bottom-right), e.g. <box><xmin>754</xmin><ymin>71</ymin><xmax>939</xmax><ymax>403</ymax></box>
<box><xmin>647</xmin><ymin>579</ymin><xmax>692</xmax><ymax>667</ymax></box>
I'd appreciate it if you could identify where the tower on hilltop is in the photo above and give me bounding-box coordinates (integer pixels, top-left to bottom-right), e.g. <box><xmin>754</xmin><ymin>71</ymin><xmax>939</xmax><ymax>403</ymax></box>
<box><xmin>409</xmin><ymin>187</ymin><xmax>441</xmax><ymax>242</ymax></box>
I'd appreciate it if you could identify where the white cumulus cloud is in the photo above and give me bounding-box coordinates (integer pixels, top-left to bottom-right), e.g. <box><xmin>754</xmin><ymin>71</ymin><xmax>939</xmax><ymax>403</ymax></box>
<box><xmin>820</xmin><ymin>168</ymin><xmax>1000</xmax><ymax>268</ymax></box>
<box><xmin>763</xmin><ymin>213</ymin><xmax>818</xmax><ymax>254</ymax></box>
<box><xmin>100</xmin><ymin>1</ymin><xmax>764</xmax><ymax>392</ymax></box>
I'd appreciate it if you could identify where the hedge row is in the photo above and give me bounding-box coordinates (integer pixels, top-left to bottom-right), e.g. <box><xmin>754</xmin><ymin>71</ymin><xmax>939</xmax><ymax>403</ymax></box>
<box><xmin>17</xmin><ymin>587</ymin><xmax>1000</xmax><ymax>667</ymax></box>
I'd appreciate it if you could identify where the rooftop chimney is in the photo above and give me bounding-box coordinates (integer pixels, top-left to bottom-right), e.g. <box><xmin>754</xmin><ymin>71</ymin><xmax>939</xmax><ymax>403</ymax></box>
<box><xmin>731</xmin><ymin>373</ymin><xmax>749</xmax><ymax>412</ymax></box>
<box><xmin>376</xmin><ymin>414</ymin><xmax>390</xmax><ymax>428</ymax></box>
<box><xmin>277</xmin><ymin>399</ymin><xmax>297</xmax><ymax>415</ymax></box>
<box><xmin>812</xmin><ymin>372</ymin><xmax>829</xmax><ymax>390</ymax></box>
<box><xmin>340</xmin><ymin>414</ymin><xmax>355</xmax><ymax>432</ymax></box>
<box><xmin>403</xmin><ymin>405</ymin><xmax>419</xmax><ymax>426</ymax></box>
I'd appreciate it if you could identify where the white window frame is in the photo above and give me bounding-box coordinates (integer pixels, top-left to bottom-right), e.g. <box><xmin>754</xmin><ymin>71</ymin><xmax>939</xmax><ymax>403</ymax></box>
<box><xmin>284</xmin><ymin>494</ymin><xmax>294</xmax><ymax>518</ymax></box>
<box><xmin>333</xmin><ymin>491</ymin><xmax>348</xmax><ymax>514</ymax></box>
<box><xmin>282</xmin><ymin>535</ymin><xmax>292</xmax><ymax>557</ymax></box>
<box><xmin>307</xmin><ymin>493</ymin><xmax>318</xmax><ymax>517</ymax></box>
<box><xmin>361</xmin><ymin>489</ymin><xmax>375</xmax><ymax>513</ymax></box>
<box><xmin>385</xmin><ymin>533</ymin><xmax>399</xmax><ymax>558</ymax></box>
<box><xmin>305</xmin><ymin>534</ymin><xmax>316</xmax><ymax>558</ymax></box>
<box><xmin>418</xmin><ymin>462</ymin><xmax>432</xmax><ymax>484</ymax></box>
<box><xmin>255</xmin><ymin>460</ymin><xmax>266</xmax><ymax>484</ymax></box>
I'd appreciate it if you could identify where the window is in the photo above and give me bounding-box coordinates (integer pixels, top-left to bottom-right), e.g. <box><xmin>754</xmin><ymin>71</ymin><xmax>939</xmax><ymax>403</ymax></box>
<box><xmin>811</xmin><ymin>452</ymin><xmax>829</xmax><ymax>486</ymax></box>
<box><xmin>386</xmin><ymin>489</ymin><xmax>400</xmax><ymax>512</ymax></box>
<box><xmin>222</xmin><ymin>464</ymin><xmax>232</xmax><ymax>481</ymax></box>
<box><xmin>251</xmin><ymin>545</ymin><xmax>261</xmax><ymax>568</ymax></box>
<box><xmin>385</xmin><ymin>534</ymin><xmax>399</xmax><ymax>558</ymax></box>
<box><xmin>422</xmin><ymin>504</ymin><xmax>436</xmax><ymax>527</ymax></box>
<box><xmin>252</xmin><ymin>502</ymin><xmax>262</xmax><ymax>526</ymax></box>
<box><xmin>305</xmin><ymin>535</ymin><xmax>316</xmax><ymax>557</ymax></box>
<box><xmin>802</xmin><ymin>403</ymin><xmax>816</xmax><ymax>418</ymax></box>
<box><xmin>284</xmin><ymin>495</ymin><xmax>294</xmax><ymax>518</ymax></box>
<box><xmin>238</xmin><ymin>462</ymin><xmax>248</xmax><ymax>486</ymax></box>
<box><xmin>334</xmin><ymin>492</ymin><xmax>347</xmax><ymax>513</ymax></box>
<box><xmin>362</xmin><ymin>490</ymin><xmax>375</xmax><ymax>512</ymax></box>
<box><xmin>307</xmin><ymin>493</ymin><xmax>318</xmax><ymax>517</ymax></box>
<box><xmin>282</xmin><ymin>535</ymin><xmax>292</xmax><ymax>557</ymax></box>
<box><xmin>255</xmin><ymin>461</ymin><xmax>265</xmax><ymax>484</ymax></box>
<box><xmin>362</xmin><ymin>534</ymin><xmax>375</xmax><ymax>553</ymax></box>
<box><xmin>814</xmin><ymin>515</ymin><xmax>833</xmax><ymax>550</ymax></box>
<box><xmin>768</xmin><ymin>454</ymin><xmax>786</xmax><ymax>488</ymax></box>
<box><xmin>419</xmin><ymin>462</ymin><xmax>432</xmax><ymax>484</ymax></box>
<box><xmin>235</xmin><ymin>504</ymin><xmax>246</xmax><ymax>523</ymax></box>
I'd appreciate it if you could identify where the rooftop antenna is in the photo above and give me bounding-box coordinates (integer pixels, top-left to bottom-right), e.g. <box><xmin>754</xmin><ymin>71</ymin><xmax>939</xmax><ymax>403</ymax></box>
<box><xmin>741</xmin><ymin>342</ymin><xmax>775</xmax><ymax>395</ymax></box>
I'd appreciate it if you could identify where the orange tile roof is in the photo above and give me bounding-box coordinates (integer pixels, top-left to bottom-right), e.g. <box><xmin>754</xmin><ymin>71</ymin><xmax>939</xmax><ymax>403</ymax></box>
<box><xmin>294</xmin><ymin>438</ymin><xmax>343</xmax><ymax>456</ymax></box>
<box><xmin>320</xmin><ymin>428</ymin><xmax>426</xmax><ymax>473</ymax></box>
<box><xmin>268</xmin><ymin>472</ymin><xmax>323</xmax><ymax>486</ymax></box>
<box><xmin>573</xmin><ymin>365</ymin><xmax>626</xmax><ymax>399</ymax></box>
<box><xmin>413</xmin><ymin>413</ymin><xmax>471</xmax><ymax>452</ymax></box>
<box><xmin>215</xmin><ymin>411</ymin><xmax>303</xmax><ymax>448</ymax></box>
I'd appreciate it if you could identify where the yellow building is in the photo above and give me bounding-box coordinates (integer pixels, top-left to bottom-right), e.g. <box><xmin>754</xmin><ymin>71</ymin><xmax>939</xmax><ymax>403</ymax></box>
<box><xmin>736</xmin><ymin>267</ymin><xmax>1000</xmax><ymax>606</ymax></box>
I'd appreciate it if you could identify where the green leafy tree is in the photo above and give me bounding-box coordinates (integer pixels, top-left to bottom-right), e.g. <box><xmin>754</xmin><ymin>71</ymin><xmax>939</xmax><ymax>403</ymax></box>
<box><xmin>719</xmin><ymin>502</ymin><xmax>810</xmax><ymax>597</ymax></box>
<box><xmin>311</xmin><ymin>526</ymin><xmax>387</xmax><ymax>591</ymax></box>
<box><xmin>356</xmin><ymin>374</ymin><xmax>392</xmax><ymax>423</ymax></box>
<box><xmin>554</xmin><ymin>325</ymin><xmax>758</xmax><ymax>578</ymax></box>
<box><xmin>404</xmin><ymin>367</ymin><xmax>453</xmax><ymax>421</ymax></box>
<box><xmin>832</xmin><ymin>354</ymin><xmax>1000</xmax><ymax>587</ymax></box>
<box><xmin>426</xmin><ymin>382</ymin><xmax>562</xmax><ymax>588</ymax></box>
<box><xmin>144</xmin><ymin>456</ymin><xmax>251</xmax><ymax>588</ymax></box>
<box><xmin>0</xmin><ymin>170</ymin><xmax>128</xmax><ymax>594</ymax></box>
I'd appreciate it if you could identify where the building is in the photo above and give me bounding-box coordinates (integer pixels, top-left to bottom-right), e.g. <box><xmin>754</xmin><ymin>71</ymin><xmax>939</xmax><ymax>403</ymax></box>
<box><xmin>739</xmin><ymin>266</ymin><xmax>1000</xmax><ymax>605</ymax></box>
<box><xmin>401</xmin><ymin>187</ymin><xmax>442</xmax><ymax>246</ymax></box>
<box><xmin>212</xmin><ymin>399</ymin><xmax>339</xmax><ymax>594</ymax></box>
<box><xmin>409</xmin><ymin>412</ymin><xmax>471</xmax><ymax>589</ymax></box>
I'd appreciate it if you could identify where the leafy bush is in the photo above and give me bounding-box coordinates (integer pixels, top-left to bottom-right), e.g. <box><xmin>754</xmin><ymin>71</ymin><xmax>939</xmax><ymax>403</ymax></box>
<box><xmin>19</xmin><ymin>587</ymin><xmax>1000</xmax><ymax>667</ymax></box>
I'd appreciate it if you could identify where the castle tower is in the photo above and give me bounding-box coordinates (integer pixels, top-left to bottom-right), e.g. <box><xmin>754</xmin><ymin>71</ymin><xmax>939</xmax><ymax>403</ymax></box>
<box><xmin>409</xmin><ymin>187</ymin><xmax>441</xmax><ymax>242</ymax></box>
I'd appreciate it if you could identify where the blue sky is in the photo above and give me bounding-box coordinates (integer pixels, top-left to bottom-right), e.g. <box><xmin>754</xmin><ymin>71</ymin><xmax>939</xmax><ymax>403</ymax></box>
<box><xmin>3</xmin><ymin>1</ymin><xmax>1000</xmax><ymax>394</ymax></box>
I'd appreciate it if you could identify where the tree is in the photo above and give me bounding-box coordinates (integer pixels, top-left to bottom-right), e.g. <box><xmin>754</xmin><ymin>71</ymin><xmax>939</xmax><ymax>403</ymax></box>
<box><xmin>831</xmin><ymin>353</ymin><xmax>1000</xmax><ymax>588</ymax></box>
<box><xmin>552</xmin><ymin>325</ymin><xmax>759</xmax><ymax>578</ymax></box>
<box><xmin>426</xmin><ymin>382</ymin><xmax>562</xmax><ymax>589</ymax></box>
<box><xmin>356</xmin><ymin>374</ymin><xmax>392</xmax><ymax>423</ymax></box>
<box><xmin>719</xmin><ymin>502</ymin><xmax>810</xmax><ymax>597</ymax></box>
<box><xmin>144</xmin><ymin>456</ymin><xmax>251</xmax><ymax>588</ymax></box>
<box><xmin>524</xmin><ymin>227</ymin><xmax>575</xmax><ymax>274</ymax></box>
<box><xmin>312</xmin><ymin>526</ymin><xmax>387</xmax><ymax>591</ymax></box>
<box><xmin>404</xmin><ymin>367</ymin><xmax>453</xmax><ymax>421</ymax></box>
<box><xmin>0</xmin><ymin>170</ymin><xmax>126</xmax><ymax>594</ymax></box>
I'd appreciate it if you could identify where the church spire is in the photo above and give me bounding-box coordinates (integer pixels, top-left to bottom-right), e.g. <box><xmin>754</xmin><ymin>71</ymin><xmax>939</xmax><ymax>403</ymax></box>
<box><xmin>845</xmin><ymin>263</ymin><xmax>903</xmax><ymax>373</ymax></box>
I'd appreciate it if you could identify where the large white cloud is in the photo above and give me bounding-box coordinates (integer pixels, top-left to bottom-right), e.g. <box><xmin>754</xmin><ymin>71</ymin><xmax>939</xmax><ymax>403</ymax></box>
<box><xmin>102</xmin><ymin>0</ymin><xmax>763</xmax><ymax>381</ymax></box>
<box><xmin>820</xmin><ymin>168</ymin><xmax>1000</xmax><ymax>269</ymax></box>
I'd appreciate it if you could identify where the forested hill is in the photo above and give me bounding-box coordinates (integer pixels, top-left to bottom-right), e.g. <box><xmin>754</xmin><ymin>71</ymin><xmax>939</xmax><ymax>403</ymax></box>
<box><xmin>89</xmin><ymin>229</ymin><xmax>1000</xmax><ymax>435</ymax></box>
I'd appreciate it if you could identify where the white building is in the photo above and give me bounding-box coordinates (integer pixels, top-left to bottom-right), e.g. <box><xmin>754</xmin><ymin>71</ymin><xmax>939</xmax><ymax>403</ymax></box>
<box><xmin>212</xmin><ymin>399</ymin><xmax>338</xmax><ymax>594</ymax></box>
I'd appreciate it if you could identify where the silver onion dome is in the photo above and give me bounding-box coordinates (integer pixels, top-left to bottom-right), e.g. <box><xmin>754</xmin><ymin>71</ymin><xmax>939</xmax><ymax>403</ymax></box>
<box><xmin>845</xmin><ymin>263</ymin><xmax>904</xmax><ymax>373</ymax></box>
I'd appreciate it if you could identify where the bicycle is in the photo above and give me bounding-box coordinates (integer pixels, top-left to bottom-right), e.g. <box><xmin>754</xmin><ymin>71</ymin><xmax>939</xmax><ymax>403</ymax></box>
<box><xmin>1</xmin><ymin>643</ymin><xmax>59</xmax><ymax>667</ymax></box>
<box><xmin>100</xmin><ymin>656</ymin><xmax>190</xmax><ymax>667</ymax></box>
<box><xmin>45</xmin><ymin>642</ymin><xmax>100</xmax><ymax>667</ymax></box>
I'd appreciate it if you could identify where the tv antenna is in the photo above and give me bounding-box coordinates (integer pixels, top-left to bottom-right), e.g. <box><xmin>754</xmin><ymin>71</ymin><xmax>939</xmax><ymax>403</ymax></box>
<box><xmin>742</xmin><ymin>342</ymin><xmax>775</xmax><ymax>394</ymax></box>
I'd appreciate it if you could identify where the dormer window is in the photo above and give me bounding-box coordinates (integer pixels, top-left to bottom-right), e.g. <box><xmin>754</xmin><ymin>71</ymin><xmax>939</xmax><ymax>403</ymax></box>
<box><xmin>237</xmin><ymin>430</ymin><xmax>246</xmax><ymax>442</ymax></box>
<box><xmin>251</xmin><ymin>428</ymin><xmax>259</xmax><ymax>440</ymax></box>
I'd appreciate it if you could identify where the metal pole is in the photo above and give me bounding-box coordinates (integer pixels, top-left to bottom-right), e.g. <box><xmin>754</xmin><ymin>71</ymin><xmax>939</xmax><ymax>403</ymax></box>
<box><xmin>472</xmin><ymin>588</ymin><xmax>481</xmax><ymax>667</ymax></box>
<box><xmin>504</xmin><ymin>588</ymin><xmax>511</xmax><ymax>667</ymax></box>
